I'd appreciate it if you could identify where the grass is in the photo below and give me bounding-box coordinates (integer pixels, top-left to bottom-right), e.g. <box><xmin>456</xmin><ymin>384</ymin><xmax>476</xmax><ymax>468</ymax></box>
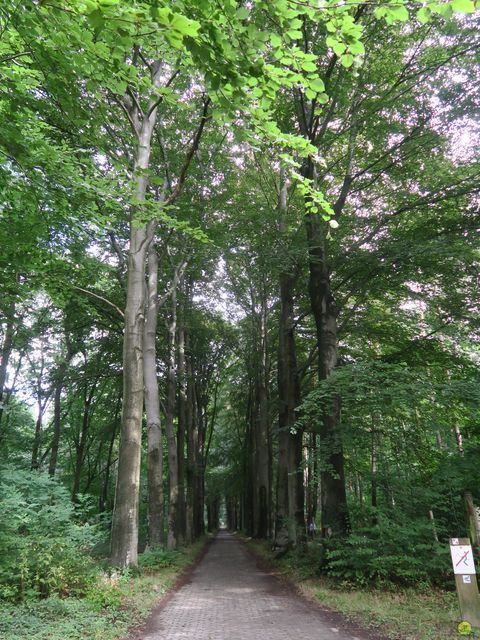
<box><xmin>0</xmin><ymin>538</ymin><xmax>208</xmax><ymax>640</ymax></box>
<box><xmin>245</xmin><ymin>538</ymin><xmax>469</xmax><ymax>640</ymax></box>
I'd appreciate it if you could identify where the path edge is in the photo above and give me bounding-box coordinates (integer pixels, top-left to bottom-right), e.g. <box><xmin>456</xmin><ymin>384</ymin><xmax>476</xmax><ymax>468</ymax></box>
<box><xmin>235</xmin><ymin>532</ymin><xmax>388</xmax><ymax>640</ymax></box>
<box><xmin>125</xmin><ymin>532</ymin><xmax>216</xmax><ymax>640</ymax></box>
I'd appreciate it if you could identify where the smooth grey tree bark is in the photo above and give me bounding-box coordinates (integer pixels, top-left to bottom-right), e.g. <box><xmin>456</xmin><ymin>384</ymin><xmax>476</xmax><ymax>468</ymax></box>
<box><xmin>144</xmin><ymin>242</ymin><xmax>164</xmax><ymax>547</ymax></box>
<box><xmin>163</xmin><ymin>260</ymin><xmax>187</xmax><ymax>549</ymax></box>
<box><xmin>110</xmin><ymin>57</ymin><xmax>210</xmax><ymax>565</ymax></box>
<box><xmin>111</xmin><ymin>60</ymin><xmax>164</xmax><ymax>567</ymax></box>
<box><xmin>176</xmin><ymin>290</ymin><xmax>187</xmax><ymax>545</ymax></box>
<box><xmin>165</xmin><ymin>281</ymin><xmax>179</xmax><ymax>550</ymax></box>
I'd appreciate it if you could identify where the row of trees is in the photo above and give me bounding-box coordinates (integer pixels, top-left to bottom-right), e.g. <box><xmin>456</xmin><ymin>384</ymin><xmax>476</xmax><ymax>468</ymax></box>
<box><xmin>1</xmin><ymin>0</ymin><xmax>479</xmax><ymax>582</ymax></box>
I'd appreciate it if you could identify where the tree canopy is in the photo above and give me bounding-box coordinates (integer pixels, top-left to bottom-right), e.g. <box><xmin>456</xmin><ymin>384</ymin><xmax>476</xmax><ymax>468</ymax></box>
<box><xmin>1</xmin><ymin>0</ymin><xmax>479</xmax><ymax>613</ymax></box>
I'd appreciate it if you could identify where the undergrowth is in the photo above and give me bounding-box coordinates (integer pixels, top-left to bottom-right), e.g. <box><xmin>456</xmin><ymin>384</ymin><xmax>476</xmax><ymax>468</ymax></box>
<box><xmin>0</xmin><ymin>539</ymin><xmax>206</xmax><ymax>640</ymax></box>
<box><xmin>245</xmin><ymin>537</ymin><xmax>466</xmax><ymax>640</ymax></box>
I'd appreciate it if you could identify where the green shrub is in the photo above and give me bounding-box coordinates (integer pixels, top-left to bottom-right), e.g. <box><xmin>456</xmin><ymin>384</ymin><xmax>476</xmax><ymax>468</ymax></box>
<box><xmin>138</xmin><ymin>547</ymin><xmax>183</xmax><ymax>572</ymax></box>
<box><xmin>84</xmin><ymin>579</ymin><xmax>123</xmax><ymax>611</ymax></box>
<box><xmin>0</xmin><ymin>466</ymin><xmax>100</xmax><ymax>601</ymax></box>
<box><xmin>325</xmin><ymin>518</ymin><xmax>451</xmax><ymax>587</ymax></box>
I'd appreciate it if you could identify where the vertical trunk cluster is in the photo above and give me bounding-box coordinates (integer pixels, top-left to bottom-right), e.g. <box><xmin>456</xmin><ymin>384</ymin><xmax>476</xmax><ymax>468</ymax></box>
<box><xmin>193</xmin><ymin>373</ymin><xmax>208</xmax><ymax>538</ymax></box>
<box><xmin>72</xmin><ymin>373</ymin><xmax>99</xmax><ymax>501</ymax></box>
<box><xmin>165</xmin><ymin>283</ymin><xmax>180</xmax><ymax>550</ymax></box>
<box><xmin>160</xmin><ymin>276</ymin><xmax>216</xmax><ymax>548</ymax></box>
<box><xmin>144</xmin><ymin>243</ymin><xmax>164</xmax><ymax>547</ymax></box>
<box><xmin>305</xmin><ymin>208</ymin><xmax>348</xmax><ymax>538</ymax></box>
<box><xmin>238</xmin><ymin>291</ymin><xmax>272</xmax><ymax>539</ymax></box>
<box><xmin>0</xmin><ymin>300</ymin><xmax>15</xmax><ymax>436</ymax></box>
<box><xmin>274</xmin><ymin>171</ymin><xmax>305</xmax><ymax>552</ymax></box>
<box><xmin>110</xmin><ymin>64</ymin><xmax>162</xmax><ymax>567</ymax></box>
<box><xmin>49</xmin><ymin>338</ymin><xmax>74</xmax><ymax>478</ymax></box>
<box><xmin>182</xmin><ymin>303</ymin><xmax>217</xmax><ymax>542</ymax></box>
<box><xmin>305</xmin><ymin>433</ymin><xmax>319</xmax><ymax>528</ymax></box>
<box><xmin>176</xmin><ymin>303</ymin><xmax>187</xmax><ymax>545</ymax></box>
<box><xmin>110</xmin><ymin>62</ymin><xmax>211</xmax><ymax>566</ymax></box>
<box><xmin>253</xmin><ymin>298</ymin><xmax>271</xmax><ymax>539</ymax></box>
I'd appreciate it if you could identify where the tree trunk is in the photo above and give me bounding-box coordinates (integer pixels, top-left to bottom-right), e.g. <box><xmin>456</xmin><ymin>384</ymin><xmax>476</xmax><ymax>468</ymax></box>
<box><xmin>254</xmin><ymin>298</ymin><xmax>271</xmax><ymax>538</ymax></box>
<box><xmin>72</xmin><ymin>376</ymin><xmax>98</xmax><ymax>501</ymax></box>
<box><xmin>275</xmin><ymin>170</ymin><xmax>304</xmax><ymax>552</ymax></box>
<box><xmin>185</xmin><ymin>329</ymin><xmax>195</xmax><ymax>543</ymax></box>
<box><xmin>144</xmin><ymin>242</ymin><xmax>164</xmax><ymax>547</ymax></box>
<box><xmin>305</xmin><ymin>208</ymin><xmax>348</xmax><ymax>538</ymax></box>
<box><xmin>31</xmin><ymin>348</ymin><xmax>47</xmax><ymax>470</ymax></box>
<box><xmin>176</xmin><ymin>302</ymin><xmax>187</xmax><ymax>545</ymax></box>
<box><xmin>464</xmin><ymin>492</ymin><xmax>480</xmax><ymax>548</ymax></box>
<box><xmin>49</xmin><ymin>341</ymin><xmax>74</xmax><ymax>477</ymax></box>
<box><xmin>0</xmin><ymin>301</ymin><xmax>15</xmax><ymax>433</ymax></box>
<box><xmin>244</xmin><ymin>378</ymin><xmax>254</xmax><ymax>536</ymax></box>
<box><xmin>111</xmin><ymin>62</ymin><xmax>163</xmax><ymax>567</ymax></box>
<box><xmin>166</xmin><ymin>289</ymin><xmax>179</xmax><ymax>550</ymax></box>
<box><xmin>194</xmin><ymin>381</ymin><xmax>207</xmax><ymax>538</ymax></box>
<box><xmin>100</xmin><ymin>392</ymin><xmax>121</xmax><ymax>513</ymax></box>
<box><xmin>306</xmin><ymin>433</ymin><xmax>318</xmax><ymax>525</ymax></box>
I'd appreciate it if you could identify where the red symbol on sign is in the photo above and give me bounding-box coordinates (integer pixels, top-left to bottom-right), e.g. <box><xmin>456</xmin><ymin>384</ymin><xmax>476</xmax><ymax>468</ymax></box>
<box><xmin>456</xmin><ymin>550</ymin><xmax>470</xmax><ymax>568</ymax></box>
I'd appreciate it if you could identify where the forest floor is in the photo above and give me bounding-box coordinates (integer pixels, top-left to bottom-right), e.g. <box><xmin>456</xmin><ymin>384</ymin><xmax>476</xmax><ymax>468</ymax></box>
<box><xmin>0</xmin><ymin>538</ymin><xmax>209</xmax><ymax>640</ymax></box>
<box><xmin>244</xmin><ymin>536</ymin><xmax>466</xmax><ymax>640</ymax></box>
<box><xmin>0</xmin><ymin>532</ymin><xmax>467</xmax><ymax>640</ymax></box>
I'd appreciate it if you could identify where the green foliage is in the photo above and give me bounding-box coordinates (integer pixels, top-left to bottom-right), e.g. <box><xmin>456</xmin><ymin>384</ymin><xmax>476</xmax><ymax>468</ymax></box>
<box><xmin>0</xmin><ymin>539</ymin><xmax>206</xmax><ymax>639</ymax></box>
<box><xmin>325</xmin><ymin>519</ymin><xmax>451</xmax><ymax>588</ymax></box>
<box><xmin>0</xmin><ymin>467</ymin><xmax>99</xmax><ymax>602</ymax></box>
<box><xmin>84</xmin><ymin>579</ymin><xmax>123</xmax><ymax>611</ymax></box>
<box><xmin>0</xmin><ymin>596</ymin><xmax>115</xmax><ymax>640</ymax></box>
<box><xmin>137</xmin><ymin>547</ymin><xmax>184</xmax><ymax>572</ymax></box>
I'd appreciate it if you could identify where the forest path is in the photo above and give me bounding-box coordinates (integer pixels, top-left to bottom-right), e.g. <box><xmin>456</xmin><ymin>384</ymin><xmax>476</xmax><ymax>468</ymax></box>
<box><xmin>136</xmin><ymin>530</ymin><xmax>373</xmax><ymax>640</ymax></box>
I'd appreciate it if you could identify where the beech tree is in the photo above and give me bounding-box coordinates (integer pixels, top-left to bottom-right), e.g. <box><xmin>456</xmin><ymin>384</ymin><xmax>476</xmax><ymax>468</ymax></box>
<box><xmin>1</xmin><ymin>0</ymin><xmax>479</xmax><ymax>586</ymax></box>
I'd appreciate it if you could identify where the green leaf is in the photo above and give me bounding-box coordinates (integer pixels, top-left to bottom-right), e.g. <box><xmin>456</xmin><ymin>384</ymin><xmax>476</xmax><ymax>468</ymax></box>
<box><xmin>170</xmin><ymin>14</ymin><xmax>201</xmax><ymax>37</ymax></box>
<box><xmin>327</xmin><ymin>36</ymin><xmax>346</xmax><ymax>56</ymax></box>
<box><xmin>309</xmin><ymin>77</ymin><xmax>325</xmax><ymax>93</ymax></box>
<box><xmin>301</xmin><ymin>61</ymin><xmax>317</xmax><ymax>72</ymax></box>
<box><xmin>270</xmin><ymin>34</ymin><xmax>282</xmax><ymax>48</ymax></box>
<box><xmin>236</xmin><ymin>7</ymin><xmax>249</xmax><ymax>20</ymax></box>
<box><xmin>417</xmin><ymin>7</ymin><xmax>431</xmax><ymax>22</ymax></box>
<box><xmin>451</xmin><ymin>0</ymin><xmax>475</xmax><ymax>12</ymax></box>
<box><xmin>341</xmin><ymin>53</ymin><xmax>354</xmax><ymax>68</ymax></box>
<box><xmin>388</xmin><ymin>5</ymin><xmax>409</xmax><ymax>21</ymax></box>
<box><xmin>349</xmin><ymin>40</ymin><xmax>365</xmax><ymax>55</ymax></box>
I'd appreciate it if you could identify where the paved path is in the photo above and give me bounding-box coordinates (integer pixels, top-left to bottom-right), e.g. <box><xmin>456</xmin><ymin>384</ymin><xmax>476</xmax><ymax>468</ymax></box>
<box><xmin>140</xmin><ymin>530</ymin><xmax>367</xmax><ymax>640</ymax></box>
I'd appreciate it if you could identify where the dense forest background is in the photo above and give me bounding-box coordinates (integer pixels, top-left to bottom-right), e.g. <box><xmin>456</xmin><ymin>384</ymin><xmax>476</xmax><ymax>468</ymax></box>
<box><xmin>0</xmin><ymin>0</ymin><xmax>479</xmax><ymax>623</ymax></box>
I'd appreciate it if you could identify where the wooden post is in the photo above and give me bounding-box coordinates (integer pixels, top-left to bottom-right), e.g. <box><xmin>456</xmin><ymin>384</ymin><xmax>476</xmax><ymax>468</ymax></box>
<box><xmin>450</xmin><ymin>538</ymin><xmax>480</xmax><ymax>629</ymax></box>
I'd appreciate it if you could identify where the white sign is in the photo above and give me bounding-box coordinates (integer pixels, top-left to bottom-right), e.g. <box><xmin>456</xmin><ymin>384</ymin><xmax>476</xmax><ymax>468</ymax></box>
<box><xmin>463</xmin><ymin>575</ymin><xmax>472</xmax><ymax>584</ymax></box>
<box><xmin>450</xmin><ymin>544</ymin><xmax>476</xmax><ymax>575</ymax></box>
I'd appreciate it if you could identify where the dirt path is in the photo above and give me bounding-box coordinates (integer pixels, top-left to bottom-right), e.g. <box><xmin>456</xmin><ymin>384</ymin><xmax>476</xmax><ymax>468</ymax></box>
<box><xmin>136</xmin><ymin>530</ymin><xmax>378</xmax><ymax>640</ymax></box>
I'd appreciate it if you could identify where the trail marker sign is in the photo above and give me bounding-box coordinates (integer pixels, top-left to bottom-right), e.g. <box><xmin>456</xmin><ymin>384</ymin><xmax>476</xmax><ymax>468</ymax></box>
<box><xmin>451</xmin><ymin>543</ymin><xmax>476</xmax><ymax>575</ymax></box>
<box><xmin>450</xmin><ymin>538</ymin><xmax>480</xmax><ymax>630</ymax></box>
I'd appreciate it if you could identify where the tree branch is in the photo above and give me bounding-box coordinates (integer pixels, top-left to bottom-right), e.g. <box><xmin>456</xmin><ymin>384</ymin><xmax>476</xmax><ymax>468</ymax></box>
<box><xmin>147</xmin><ymin>68</ymin><xmax>180</xmax><ymax>119</ymax></box>
<box><xmin>163</xmin><ymin>96</ymin><xmax>211</xmax><ymax>207</ymax></box>
<box><xmin>72</xmin><ymin>286</ymin><xmax>125</xmax><ymax>318</ymax></box>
